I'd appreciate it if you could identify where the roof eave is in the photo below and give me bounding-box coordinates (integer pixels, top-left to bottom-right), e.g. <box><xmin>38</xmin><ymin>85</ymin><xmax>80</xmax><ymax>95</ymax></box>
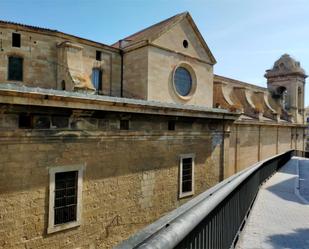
<box><xmin>0</xmin><ymin>84</ymin><xmax>239</xmax><ymax>121</ymax></box>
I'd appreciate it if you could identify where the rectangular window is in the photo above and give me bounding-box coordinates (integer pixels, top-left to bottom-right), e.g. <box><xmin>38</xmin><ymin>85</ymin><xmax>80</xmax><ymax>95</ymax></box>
<box><xmin>19</xmin><ymin>114</ymin><xmax>32</xmax><ymax>129</ymax></box>
<box><xmin>96</xmin><ymin>50</ymin><xmax>101</xmax><ymax>61</ymax></box>
<box><xmin>54</xmin><ymin>171</ymin><xmax>78</xmax><ymax>225</ymax></box>
<box><xmin>120</xmin><ymin>119</ymin><xmax>129</xmax><ymax>130</ymax></box>
<box><xmin>179</xmin><ymin>154</ymin><xmax>195</xmax><ymax>198</ymax></box>
<box><xmin>168</xmin><ymin>120</ymin><xmax>175</xmax><ymax>131</ymax></box>
<box><xmin>92</xmin><ymin>68</ymin><xmax>103</xmax><ymax>93</ymax></box>
<box><xmin>48</xmin><ymin>165</ymin><xmax>84</xmax><ymax>234</ymax></box>
<box><xmin>12</xmin><ymin>33</ymin><xmax>21</xmax><ymax>47</ymax></box>
<box><xmin>8</xmin><ymin>56</ymin><xmax>23</xmax><ymax>81</ymax></box>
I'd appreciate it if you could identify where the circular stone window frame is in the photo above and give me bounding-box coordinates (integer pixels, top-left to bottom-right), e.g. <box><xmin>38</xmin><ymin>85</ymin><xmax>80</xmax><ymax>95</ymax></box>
<box><xmin>172</xmin><ymin>62</ymin><xmax>197</xmax><ymax>101</ymax></box>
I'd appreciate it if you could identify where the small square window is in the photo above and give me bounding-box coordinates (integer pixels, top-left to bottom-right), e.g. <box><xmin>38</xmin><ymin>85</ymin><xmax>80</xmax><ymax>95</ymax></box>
<box><xmin>179</xmin><ymin>154</ymin><xmax>195</xmax><ymax>198</ymax></box>
<box><xmin>96</xmin><ymin>50</ymin><xmax>101</xmax><ymax>61</ymax></box>
<box><xmin>120</xmin><ymin>119</ymin><xmax>129</xmax><ymax>130</ymax></box>
<box><xmin>48</xmin><ymin>165</ymin><xmax>84</xmax><ymax>234</ymax></box>
<box><xmin>19</xmin><ymin>114</ymin><xmax>32</xmax><ymax>129</ymax></box>
<box><xmin>12</xmin><ymin>33</ymin><xmax>21</xmax><ymax>47</ymax></box>
<box><xmin>33</xmin><ymin>116</ymin><xmax>51</xmax><ymax>129</ymax></box>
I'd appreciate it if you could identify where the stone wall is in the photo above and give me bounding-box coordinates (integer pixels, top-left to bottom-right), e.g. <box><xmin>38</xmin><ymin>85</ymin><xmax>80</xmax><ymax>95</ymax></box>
<box><xmin>227</xmin><ymin>123</ymin><xmax>305</xmax><ymax>177</ymax></box>
<box><xmin>0</xmin><ymin>106</ymin><xmax>306</xmax><ymax>248</ymax></box>
<box><xmin>147</xmin><ymin>46</ymin><xmax>213</xmax><ymax>107</ymax></box>
<box><xmin>0</xmin><ymin>24</ymin><xmax>121</xmax><ymax>95</ymax></box>
<box><xmin>122</xmin><ymin>46</ymin><xmax>148</xmax><ymax>99</ymax></box>
<box><xmin>0</xmin><ymin>111</ymin><xmax>227</xmax><ymax>249</ymax></box>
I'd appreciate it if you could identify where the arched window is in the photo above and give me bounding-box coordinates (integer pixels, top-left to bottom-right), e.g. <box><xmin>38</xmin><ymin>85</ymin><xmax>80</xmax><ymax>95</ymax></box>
<box><xmin>8</xmin><ymin>56</ymin><xmax>23</xmax><ymax>81</ymax></box>
<box><xmin>91</xmin><ymin>68</ymin><xmax>102</xmax><ymax>93</ymax></box>
<box><xmin>277</xmin><ymin>86</ymin><xmax>288</xmax><ymax>110</ymax></box>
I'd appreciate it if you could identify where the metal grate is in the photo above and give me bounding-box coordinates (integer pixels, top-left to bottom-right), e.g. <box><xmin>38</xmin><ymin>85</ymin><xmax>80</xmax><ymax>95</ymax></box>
<box><xmin>182</xmin><ymin>158</ymin><xmax>193</xmax><ymax>193</ymax></box>
<box><xmin>54</xmin><ymin>171</ymin><xmax>78</xmax><ymax>225</ymax></box>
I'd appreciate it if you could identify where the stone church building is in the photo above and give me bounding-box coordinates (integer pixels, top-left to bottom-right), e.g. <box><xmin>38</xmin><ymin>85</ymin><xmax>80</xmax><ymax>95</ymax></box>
<box><xmin>0</xmin><ymin>12</ymin><xmax>306</xmax><ymax>248</ymax></box>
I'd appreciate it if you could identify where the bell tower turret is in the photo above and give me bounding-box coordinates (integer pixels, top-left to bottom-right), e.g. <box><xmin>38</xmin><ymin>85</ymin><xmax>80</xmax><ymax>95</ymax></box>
<box><xmin>265</xmin><ymin>54</ymin><xmax>307</xmax><ymax>123</ymax></box>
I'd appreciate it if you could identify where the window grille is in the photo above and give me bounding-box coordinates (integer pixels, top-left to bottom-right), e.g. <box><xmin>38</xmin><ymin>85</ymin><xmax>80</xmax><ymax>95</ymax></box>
<box><xmin>181</xmin><ymin>158</ymin><xmax>193</xmax><ymax>193</ymax></box>
<box><xmin>8</xmin><ymin>56</ymin><xmax>23</xmax><ymax>81</ymax></box>
<box><xmin>54</xmin><ymin>171</ymin><xmax>78</xmax><ymax>225</ymax></box>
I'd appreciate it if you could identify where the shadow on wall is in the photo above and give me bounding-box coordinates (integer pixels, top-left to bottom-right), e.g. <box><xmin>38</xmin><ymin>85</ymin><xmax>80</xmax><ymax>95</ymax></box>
<box><xmin>267</xmin><ymin>228</ymin><xmax>309</xmax><ymax>249</ymax></box>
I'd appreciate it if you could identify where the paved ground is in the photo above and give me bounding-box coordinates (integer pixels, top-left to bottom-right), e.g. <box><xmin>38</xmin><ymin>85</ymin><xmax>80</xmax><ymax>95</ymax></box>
<box><xmin>236</xmin><ymin>157</ymin><xmax>309</xmax><ymax>249</ymax></box>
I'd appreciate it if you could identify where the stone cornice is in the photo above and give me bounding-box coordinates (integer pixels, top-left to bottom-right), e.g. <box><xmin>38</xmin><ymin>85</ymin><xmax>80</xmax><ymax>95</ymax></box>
<box><xmin>0</xmin><ymin>84</ymin><xmax>239</xmax><ymax>120</ymax></box>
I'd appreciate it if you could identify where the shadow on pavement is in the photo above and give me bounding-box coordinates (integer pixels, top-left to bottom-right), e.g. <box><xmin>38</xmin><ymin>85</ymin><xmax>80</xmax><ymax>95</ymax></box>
<box><xmin>279</xmin><ymin>159</ymin><xmax>297</xmax><ymax>175</ymax></box>
<box><xmin>266</xmin><ymin>177</ymin><xmax>302</xmax><ymax>204</ymax></box>
<box><xmin>267</xmin><ymin>228</ymin><xmax>309</xmax><ymax>249</ymax></box>
<box><xmin>266</xmin><ymin>158</ymin><xmax>304</xmax><ymax>204</ymax></box>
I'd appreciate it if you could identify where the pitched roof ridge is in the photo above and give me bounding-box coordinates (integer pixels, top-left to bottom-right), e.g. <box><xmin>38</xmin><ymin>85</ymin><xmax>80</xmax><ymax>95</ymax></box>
<box><xmin>0</xmin><ymin>19</ymin><xmax>120</xmax><ymax>52</ymax></box>
<box><xmin>111</xmin><ymin>11</ymin><xmax>188</xmax><ymax>47</ymax></box>
<box><xmin>214</xmin><ymin>74</ymin><xmax>267</xmax><ymax>91</ymax></box>
<box><xmin>0</xmin><ymin>19</ymin><xmax>58</xmax><ymax>33</ymax></box>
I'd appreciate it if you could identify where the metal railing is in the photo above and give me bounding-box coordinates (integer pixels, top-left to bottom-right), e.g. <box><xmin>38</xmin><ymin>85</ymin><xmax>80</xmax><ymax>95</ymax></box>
<box><xmin>115</xmin><ymin>150</ymin><xmax>297</xmax><ymax>249</ymax></box>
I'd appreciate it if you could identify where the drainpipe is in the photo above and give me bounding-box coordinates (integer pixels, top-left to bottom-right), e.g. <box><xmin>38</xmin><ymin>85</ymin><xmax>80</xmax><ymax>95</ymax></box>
<box><xmin>120</xmin><ymin>41</ymin><xmax>124</xmax><ymax>98</ymax></box>
<box><xmin>220</xmin><ymin>119</ymin><xmax>225</xmax><ymax>181</ymax></box>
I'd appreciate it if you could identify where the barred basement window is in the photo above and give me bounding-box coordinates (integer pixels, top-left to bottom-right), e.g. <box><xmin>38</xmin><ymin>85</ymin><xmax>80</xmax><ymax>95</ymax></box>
<box><xmin>8</xmin><ymin>56</ymin><xmax>23</xmax><ymax>81</ymax></box>
<box><xmin>179</xmin><ymin>154</ymin><xmax>195</xmax><ymax>198</ymax></box>
<box><xmin>48</xmin><ymin>165</ymin><xmax>84</xmax><ymax>234</ymax></box>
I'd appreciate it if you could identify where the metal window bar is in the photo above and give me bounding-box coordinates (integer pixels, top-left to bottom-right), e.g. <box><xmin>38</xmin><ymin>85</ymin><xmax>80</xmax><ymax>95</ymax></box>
<box><xmin>115</xmin><ymin>150</ymin><xmax>296</xmax><ymax>249</ymax></box>
<box><xmin>182</xmin><ymin>158</ymin><xmax>193</xmax><ymax>193</ymax></box>
<box><xmin>54</xmin><ymin>171</ymin><xmax>78</xmax><ymax>225</ymax></box>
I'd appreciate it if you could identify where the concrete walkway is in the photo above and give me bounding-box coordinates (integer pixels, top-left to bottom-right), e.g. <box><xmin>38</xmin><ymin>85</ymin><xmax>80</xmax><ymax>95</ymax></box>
<box><xmin>236</xmin><ymin>157</ymin><xmax>309</xmax><ymax>249</ymax></box>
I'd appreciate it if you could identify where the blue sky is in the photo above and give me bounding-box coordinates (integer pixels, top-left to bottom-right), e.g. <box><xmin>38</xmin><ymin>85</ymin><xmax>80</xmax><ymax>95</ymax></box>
<box><xmin>2</xmin><ymin>0</ymin><xmax>309</xmax><ymax>105</ymax></box>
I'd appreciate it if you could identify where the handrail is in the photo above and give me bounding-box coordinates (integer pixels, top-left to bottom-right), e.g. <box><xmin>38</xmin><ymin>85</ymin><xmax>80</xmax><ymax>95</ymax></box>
<box><xmin>115</xmin><ymin>150</ymin><xmax>294</xmax><ymax>249</ymax></box>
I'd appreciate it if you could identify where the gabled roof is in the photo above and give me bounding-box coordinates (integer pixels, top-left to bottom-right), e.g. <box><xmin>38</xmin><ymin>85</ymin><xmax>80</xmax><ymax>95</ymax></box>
<box><xmin>112</xmin><ymin>12</ymin><xmax>187</xmax><ymax>48</ymax></box>
<box><xmin>112</xmin><ymin>12</ymin><xmax>216</xmax><ymax>64</ymax></box>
